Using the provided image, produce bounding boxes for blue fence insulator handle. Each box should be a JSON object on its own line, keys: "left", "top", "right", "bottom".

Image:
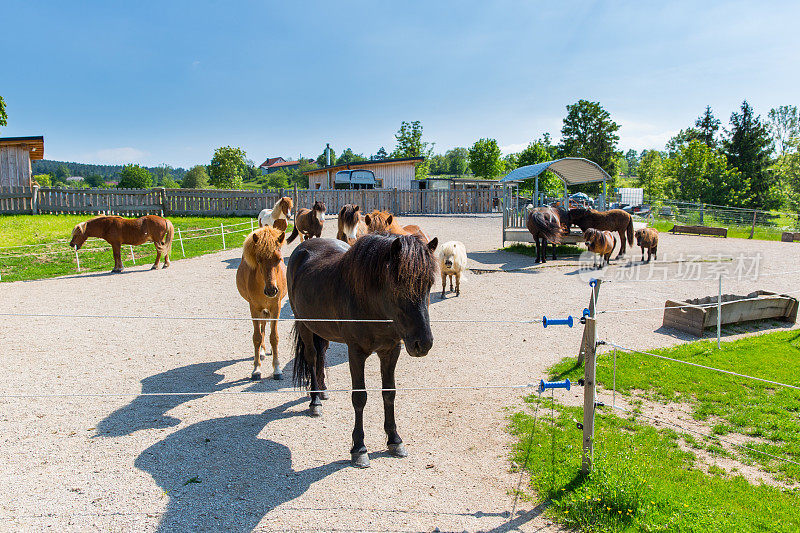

{"left": 542, "top": 315, "right": 573, "bottom": 328}
{"left": 539, "top": 378, "right": 571, "bottom": 393}
{"left": 589, "top": 279, "right": 598, "bottom": 287}
{"left": 583, "top": 308, "right": 591, "bottom": 318}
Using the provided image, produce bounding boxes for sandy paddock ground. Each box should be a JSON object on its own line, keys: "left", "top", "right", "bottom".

{"left": 0, "top": 214, "right": 797, "bottom": 532}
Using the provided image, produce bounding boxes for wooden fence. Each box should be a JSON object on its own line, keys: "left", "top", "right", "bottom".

{"left": 0, "top": 186, "right": 503, "bottom": 217}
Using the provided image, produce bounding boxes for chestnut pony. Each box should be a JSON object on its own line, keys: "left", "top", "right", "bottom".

{"left": 69, "top": 215, "right": 173, "bottom": 273}
{"left": 569, "top": 207, "right": 633, "bottom": 257}
{"left": 584, "top": 228, "right": 617, "bottom": 269}
{"left": 336, "top": 204, "right": 367, "bottom": 245}
{"left": 364, "top": 210, "right": 429, "bottom": 243}
{"left": 236, "top": 225, "right": 288, "bottom": 380}
{"left": 288, "top": 233, "right": 438, "bottom": 467}
{"left": 287, "top": 201, "right": 326, "bottom": 243}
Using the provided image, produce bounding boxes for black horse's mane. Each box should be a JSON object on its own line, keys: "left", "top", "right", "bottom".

{"left": 341, "top": 233, "right": 436, "bottom": 301}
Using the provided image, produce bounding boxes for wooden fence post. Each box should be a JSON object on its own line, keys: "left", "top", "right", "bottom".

{"left": 159, "top": 187, "right": 168, "bottom": 216}
{"left": 577, "top": 280, "right": 601, "bottom": 366}
{"left": 393, "top": 188, "right": 398, "bottom": 214}
{"left": 581, "top": 316, "right": 597, "bottom": 475}
{"left": 748, "top": 210, "right": 757, "bottom": 239}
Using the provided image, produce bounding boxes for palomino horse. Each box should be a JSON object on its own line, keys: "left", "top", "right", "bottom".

{"left": 336, "top": 204, "right": 367, "bottom": 245}
{"left": 525, "top": 205, "right": 568, "bottom": 263}
{"left": 257, "top": 196, "right": 293, "bottom": 229}
{"left": 236, "top": 225, "right": 288, "bottom": 380}
{"left": 364, "top": 210, "right": 429, "bottom": 243}
{"left": 569, "top": 207, "right": 633, "bottom": 257}
{"left": 288, "top": 234, "right": 439, "bottom": 467}
{"left": 287, "top": 201, "right": 326, "bottom": 243}
{"left": 69, "top": 215, "right": 173, "bottom": 273}
{"left": 584, "top": 228, "right": 617, "bottom": 269}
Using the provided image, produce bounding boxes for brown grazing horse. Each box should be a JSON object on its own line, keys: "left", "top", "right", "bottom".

{"left": 569, "top": 207, "right": 633, "bottom": 257}
{"left": 336, "top": 204, "right": 368, "bottom": 245}
{"left": 69, "top": 215, "right": 173, "bottom": 273}
{"left": 288, "top": 234, "right": 438, "bottom": 467}
{"left": 236, "top": 226, "right": 288, "bottom": 380}
{"left": 364, "top": 210, "right": 429, "bottom": 243}
{"left": 525, "top": 205, "right": 568, "bottom": 263}
{"left": 584, "top": 228, "right": 617, "bottom": 269}
{"left": 635, "top": 228, "right": 659, "bottom": 262}
{"left": 287, "top": 201, "right": 326, "bottom": 243}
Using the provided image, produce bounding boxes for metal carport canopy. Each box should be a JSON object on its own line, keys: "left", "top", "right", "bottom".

{"left": 499, "top": 157, "right": 611, "bottom": 185}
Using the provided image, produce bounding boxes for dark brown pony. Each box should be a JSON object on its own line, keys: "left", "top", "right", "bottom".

{"left": 635, "top": 228, "right": 659, "bottom": 262}
{"left": 525, "top": 205, "right": 569, "bottom": 263}
{"left": 287, "top": 201, "right": 326, "bottom": 243}
{"left": 364, "top": 210, "right": 429, "bottom": 243}
{"left": 287, "top": 233, "right": 438, "bottom": 468}
{"left": 584, "top": 228, "right": 617, "bottom": 269}
{"left": 569, "top": 207, "right": 633, "bottom": 257}
{"left": 336, "top": 204, "right": 367, "bottom": 245}
{"left": 69, "top": 215, "right": 173, "bottom": 273}
{"left": 236, "top": 226, "right": 288, "bottom": 380}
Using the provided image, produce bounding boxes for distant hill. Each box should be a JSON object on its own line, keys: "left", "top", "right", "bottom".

{"left": 32, "top": 160, "right": 188, "bottom": 182}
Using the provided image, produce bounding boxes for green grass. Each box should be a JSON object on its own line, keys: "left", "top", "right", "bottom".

{"left": 547, "top": 330, "right": 800, "bottom": 482}
{"left": 510, "top": 400, "right": 800, "bottom": 532}
{"left": 503, "top": 243, "right": 584, "bottom": 258}
{"left": 0, "top": 215, "right": 284, "bottom": 282}
{"left": 649, "top": 217, "right": 787, "bottom": 241}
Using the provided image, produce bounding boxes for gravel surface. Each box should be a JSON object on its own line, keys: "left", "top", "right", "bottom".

{"left": 1, "top": 214, "right": 797, "bottom": 532}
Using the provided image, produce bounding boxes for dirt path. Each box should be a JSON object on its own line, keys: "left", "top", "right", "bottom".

{"left": 0, "top": 214, "right": 797, "bottom": 532}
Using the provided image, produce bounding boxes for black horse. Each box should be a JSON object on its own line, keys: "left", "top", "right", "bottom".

{"left": 287, "top": 234, "right": 438, "bottom": 468}
{"left": 525, "top": 205, "right": 569, "bottom": 263}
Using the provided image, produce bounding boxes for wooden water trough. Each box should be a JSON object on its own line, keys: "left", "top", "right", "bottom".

{"left": 669, "top": 225, "right": 728, "bottom": 238}
{"left": 662, "top": 291, "right": 798, "bottom": 337}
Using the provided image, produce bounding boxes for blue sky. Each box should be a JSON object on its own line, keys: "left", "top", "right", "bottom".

{"left": 2, "top": 1, "right": 799, "bottom": 168}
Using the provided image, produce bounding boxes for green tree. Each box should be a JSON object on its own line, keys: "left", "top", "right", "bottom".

{"left": 0, "top": 96, "right": 7, "bottom": 131}
{"left": 55, "top": 164, "right": 70, "bottom": 183}
{"left": 767, "top": 105, "right": 799, "bottom": 156}
{"left": 316, "top": 146, "right": 336, "bottom": 167}
{"left": 773, "top": 139, "right": 800, "bottom": 211}
{"left": 468, "top": 138, "right": 503, "bottom": 179}
{"left": 243, "top": 159, "right": 261, "bottom": 183}
{"left": 637, "top": 150, "right": 670, "bottom": 201}
{"left": 723, "top": 100, "right": 778, "bottom": 208}
{"left": 85, "top": 174, "right": 105, "bottom": 188}
{"left": 664, "top": 140, "right": 748, "bottom": 206}
{"left": 445, "top": 147, "right": 469, "bottom": 175}
{"left": 624, "top": 149, "right": 639, "bottom": 176}
{"left": 264, "top": 169, "right": 290, "bottom": 189}
{"left": 392, "top": 120, "right": 434, "bottom": 178}
{"left": 559, "top": 99, "right": 621, "bottom": 178}
{"left": 695, "top": 106, "right": 721, "bottom": 148}
{"left": 428, "top": 154, "right": 448, "bottom": 175}
{"left": 182, "top": 165, "right": 209, "bottom": 189}
{"left": 32, "top": 174, "right": 51, "bottom": 187}
{"left": 117, "top": 164, "right": 153, "bottom": 189}
{"left": 209, "top": 145, "right": 247, "bottom": 189}
{"left": 162, "top": 176, "right": 180, "bottom": 188}
{"left": 516, "top": 140, "right": 561, "bottom": 195}
{"left": 666, "top": 128, "right": 702, "bottom": 156}
{"left": 336, "top": 148, "right": 367, "bottom": 165}
{"left": 152, "top": 163, "right": 173, "bottom": 186}
{"left": 374, "top": 146, "right": 388, "bottom": 160}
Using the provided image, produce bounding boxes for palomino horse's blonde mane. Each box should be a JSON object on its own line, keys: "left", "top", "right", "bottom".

{"left": 243, "top": 226, "right": 285, "bottom": 269}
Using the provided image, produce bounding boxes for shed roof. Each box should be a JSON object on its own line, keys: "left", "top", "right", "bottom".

{"left": 500, "top": 157, "right": 610, "bottom": 185}
{"left": 0, "top": 136, "right": 45, "bottom": 160}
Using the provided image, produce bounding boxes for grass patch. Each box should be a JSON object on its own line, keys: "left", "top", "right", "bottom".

{"left": 0, "top": 215, "right": 287, "bottom": 282}
{"left": 649, "top": 217, "right": 787, "bottom": 241}
{"left": 510, "top": 399, "right": 800, "bottom": 532}
{"left": 503, "top": 243, "right": 584, "bottom": 258}
{"left": 549, "top": 330, "right": 800, "bottom": 482}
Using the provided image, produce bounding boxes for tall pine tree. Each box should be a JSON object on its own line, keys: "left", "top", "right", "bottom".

{"left": 694, "top": 106, "right": 720, "bottom": 148}
{"left": 723, "top": 101, "right": 777, "bottom": 208}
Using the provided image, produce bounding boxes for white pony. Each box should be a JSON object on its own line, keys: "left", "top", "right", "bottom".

{"left": 257, "top": 197, "right": 293, "bottom": 228}
{"left": 437, "top": 240, "right": 467, "bottom": 298}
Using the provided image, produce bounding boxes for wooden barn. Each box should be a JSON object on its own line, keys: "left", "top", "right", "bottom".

{"left": 304, "top": 157, "right": 423, "bottom": 189}
{"left": 0, "top": 136, "right": 44, "bottom": 187}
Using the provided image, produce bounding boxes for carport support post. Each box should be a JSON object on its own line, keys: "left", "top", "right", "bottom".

{"left": 581, "top": 316, "right": 597, "bottom": 475}
{"left": 534, "top": 177, "right": 539, "bottom": 207}
{"left": 602, "top": 178, "right": 607, "bottom": 210}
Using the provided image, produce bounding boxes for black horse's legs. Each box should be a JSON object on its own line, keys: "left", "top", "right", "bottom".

{"left": 534, "top": 236, "right": 541, "bottom": 263}
{"left": 348, "top": 346, "right": 370, "bottom": 467}
{"left": 551, "top": 240, "right": 556, "bottom": 260}
{"left": 300, "top": 328, "right": 323, "bottom": 416}
{"left": 378, "top": 343, "right": 406, "bottom": 457}
{"left": 315, "top": 336, "right": 330, "bottom": 400}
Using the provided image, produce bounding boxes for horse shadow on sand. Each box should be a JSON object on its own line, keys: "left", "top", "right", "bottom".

{"left": 134, "top": 397, "right": 349, "bottom": 532}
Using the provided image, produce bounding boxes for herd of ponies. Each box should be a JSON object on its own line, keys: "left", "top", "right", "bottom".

{"left": 65, "top": 196, "right": 657, "bottom": 467}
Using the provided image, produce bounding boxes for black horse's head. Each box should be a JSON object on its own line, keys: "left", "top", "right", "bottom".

{"left": 346, "top": 234, "right": 439, "bottom": 357}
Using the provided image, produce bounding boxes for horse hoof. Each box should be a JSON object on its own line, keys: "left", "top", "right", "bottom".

{"left": 251, "top": 371, "right": 261, "bottom": 381}
{"left": 388, "top": 443, "right": 408, "bottom": 457}
{"left": 351, "top": 452, "right": 370, "bottom": 468}
{"left": 309, "top": 404, "right": 323, "bottom": 417}
{"left": 150, "top": 265, "right": 158, "bottom": 270}
{"left": 319, "top": 391, "right": 329, "bottom": 400}
{"left": 272, "top": 372, "right": 283, "bottom": 380}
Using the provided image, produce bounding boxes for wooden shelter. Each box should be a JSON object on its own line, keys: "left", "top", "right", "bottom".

{"left": 0, "top": 136, "right": 44, "bottom": 187}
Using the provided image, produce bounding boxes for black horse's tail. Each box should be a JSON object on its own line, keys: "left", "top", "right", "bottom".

{"left": 286, "top": 226, "right": 300, "bottom": 244}
{"left": 291, "top": 324, "right": 326, "bottom": 389}
{"left": 626, "top": 218, "right": 634, "bottom": 246}
{"left": 530, "top": 211, "right": 563, "bottom": 244}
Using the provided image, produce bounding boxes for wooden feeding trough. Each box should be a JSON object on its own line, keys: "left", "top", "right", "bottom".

{"left": 662, "top": 291, "right": 798, "bottom": 337}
